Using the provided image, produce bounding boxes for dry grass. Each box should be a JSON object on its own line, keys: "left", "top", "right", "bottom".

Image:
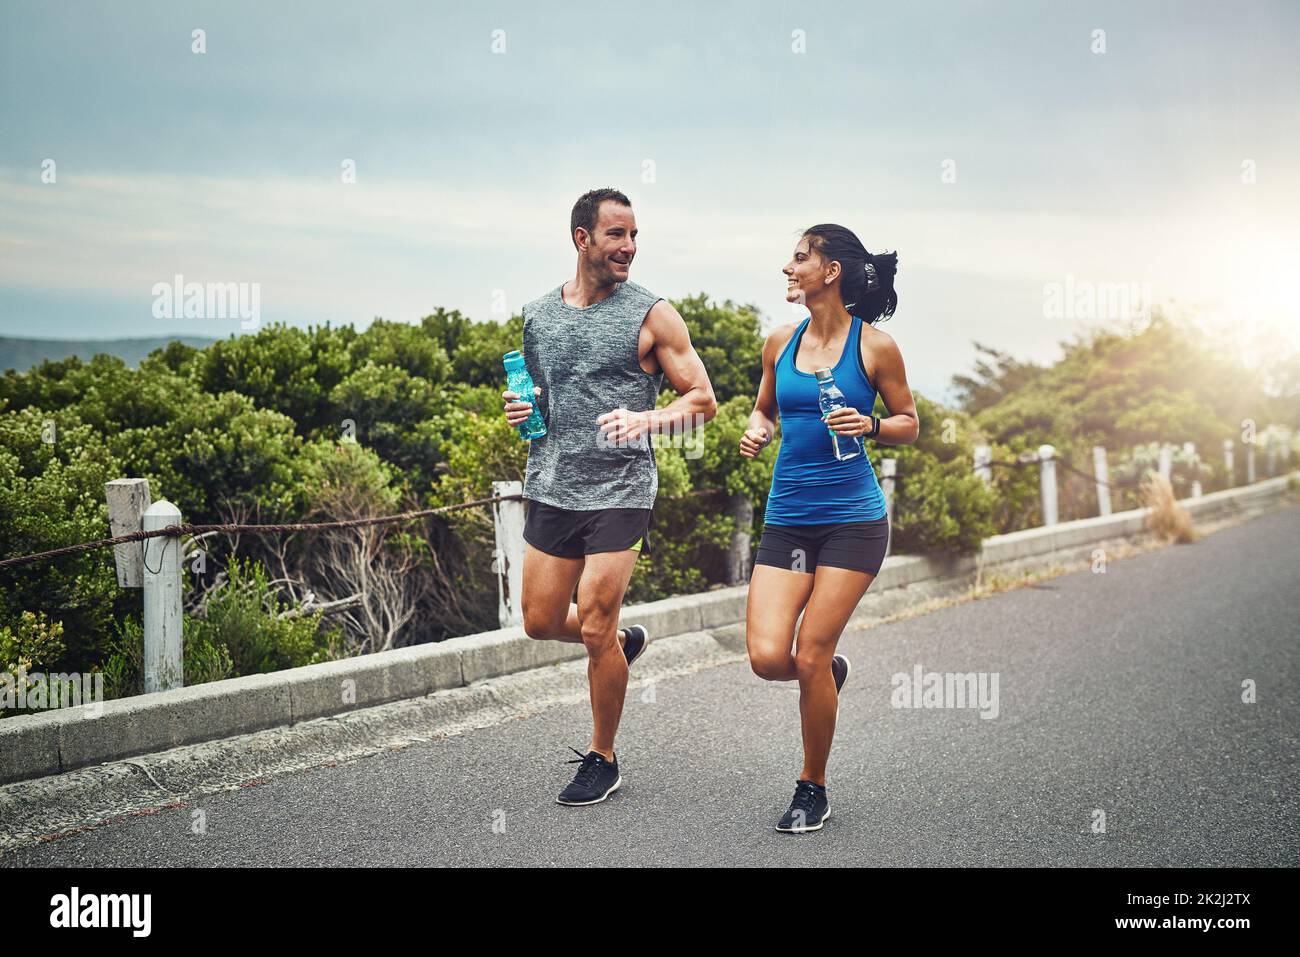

{"left": 868, "top": 562, "right": 1072, "bottom": 631}
{"left": 1141, "top": 472, "right": 1196, "bottom": 543}
{"left": 853, "top": 538, "right": 1155, "bottom": 634}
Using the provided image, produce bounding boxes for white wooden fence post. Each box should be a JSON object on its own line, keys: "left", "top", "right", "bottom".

{"left": 1265, "top": 429, "right": 1277, "bottom": 477}
{"left": 880, "top": 457, "right": 897, "bottom": 557}
{"left": 727, "top": 493, "right": 754, "bottom": 585}
{"left": 1092, "top": 446, "right": 1111, "bottom": 516}
{"left": 1246, "top": 442, "right": 1256, "bottom": 484}
{"left": 1222, "top": 439, "right": 1234, "bottom": 488}
{"left": 1184, "top": 442, "right": 1202, "bottom": 497}
{"left": 142, "top": 500, "right": 183, "bottom": 693}
{"left": 105, "top": 478, "right": 151, "bottom": 587}
{"left": 973, "top": 445, "right": 992, "bottom": 485}
{"left": 1158, "top": 444, "right": 1173, "bottom": 482}
{"left": 1038, "top": 444, "right": 1058, "bottom": 526}
{"left": 491, "top": 480, "right": 525, "bottom": 627}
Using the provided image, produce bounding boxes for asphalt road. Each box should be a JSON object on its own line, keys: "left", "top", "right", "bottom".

{"left": 5, "top": 506, "right": 1298, "bottom": 867}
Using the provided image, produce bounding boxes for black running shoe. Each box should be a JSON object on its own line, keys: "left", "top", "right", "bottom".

{"left": 620, "top": 624, "right": 649, "bottom": 667}
{"left": 775, "top": 779, "right": 830, "bottom": 833}
{"left": 556, "top": 747, "right": 621, "bottom": 806}
{"left": 831, "top": 654, "right": 851, "bottom": 694}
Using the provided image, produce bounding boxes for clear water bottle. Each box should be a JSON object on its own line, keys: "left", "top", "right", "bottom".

{"left": 503, "top": 350, "right": 547, "bottom": 440}
{"left": 815, "top": 367, "right": 863, "bottom": 461}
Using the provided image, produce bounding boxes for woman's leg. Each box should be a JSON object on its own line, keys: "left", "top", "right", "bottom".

{"left": 794, "top": 565, "right": 875, "bottom": 785}
{"left": 746, "top": 563, "right": 816, "bottom": 681}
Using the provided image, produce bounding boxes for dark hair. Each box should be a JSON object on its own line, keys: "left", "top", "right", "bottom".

{"left": 801, "top": 224, "right": 898, "bottom": 323}
{"left": 571, "top": 188, "right": 632, "bottom": 249}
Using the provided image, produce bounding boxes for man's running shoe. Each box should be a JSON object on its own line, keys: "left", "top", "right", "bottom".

{"left": 775, "top": 779, "right": 830, "bottom": 833}
{"left": 620, "top": 625, "right": 649, "bottom": 667}
{"left": 556, "top": 747, "right": 621, "bottom": 806}
{"left": 831, "top": 653, "right": 851, "bottom": 694}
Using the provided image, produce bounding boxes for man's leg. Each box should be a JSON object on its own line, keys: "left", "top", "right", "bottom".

{"left": 520, "top": 542, "right": 585, "bottom": 642}
{"left": 575, "top": 548, "right": 640, "bottom": 760}
{"left": 520, "top": 542, "right": 635, "bottom": 650}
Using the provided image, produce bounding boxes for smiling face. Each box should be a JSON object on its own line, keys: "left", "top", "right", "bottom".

{"left": 784, "top": 235, "right": 840, "bottom": 306}
{"left": 578, "top": 200, "right": 637, "bottom": 284}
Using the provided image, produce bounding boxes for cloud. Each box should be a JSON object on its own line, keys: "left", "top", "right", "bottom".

{"left": 1, "top": 162, "right": 1295, "bottom": 394}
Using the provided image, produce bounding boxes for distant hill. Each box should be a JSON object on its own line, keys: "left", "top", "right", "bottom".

{"left": 0, "top": 336, "right": 214, "bottom": 373}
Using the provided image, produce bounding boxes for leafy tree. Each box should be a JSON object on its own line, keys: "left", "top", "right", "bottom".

{"left": 110, "top": 391, "right": 305, "bottom": 522}
{"left": 193, "top": 324, "right": 353, "bottom": 434}
{"left": 352, "top": 317, "right": 452, "bottom": 384}
{"left": 327, "top": 361, "right": 441, "bottom": 486}
{"left": 950, "top": 342, "right": 1043, "bottom": 415}
{"left": 421, "top": 308, "right": 520, "bottom": 388}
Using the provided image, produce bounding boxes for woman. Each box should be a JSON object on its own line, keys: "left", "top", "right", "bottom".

{"left": 739, "top": 224, "right": 919, "bottom": 833}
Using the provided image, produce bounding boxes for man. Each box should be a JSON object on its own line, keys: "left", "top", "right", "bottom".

{"left": 502, "top": 187, "right": 716, "bottom": 805}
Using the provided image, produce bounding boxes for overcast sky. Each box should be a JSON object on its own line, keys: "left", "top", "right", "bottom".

{"left": 1, "top": 0, "right": 1297, "bottom": 398}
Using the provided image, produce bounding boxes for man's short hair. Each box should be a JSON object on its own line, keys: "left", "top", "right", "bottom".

{"left": 570, "top": 188, "right": 631, "bottom": 249}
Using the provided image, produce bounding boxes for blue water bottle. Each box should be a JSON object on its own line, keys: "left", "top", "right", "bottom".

{"left": 815, "top": 367, "right": 863, "bottom": 461}
{"left": 503, "top": 350, "right": 547, "bottom": 440}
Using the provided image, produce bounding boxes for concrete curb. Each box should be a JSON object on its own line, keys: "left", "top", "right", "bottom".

{"left": 2, "top": 471, "right": 1294, "bottom": 785}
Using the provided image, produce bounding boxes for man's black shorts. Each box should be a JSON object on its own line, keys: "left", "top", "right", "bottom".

{"left": 753, "top": 515, "right": 889, "bottom": 575}
{"left": 523, "top": 500, "right": 654, "bottom": 559}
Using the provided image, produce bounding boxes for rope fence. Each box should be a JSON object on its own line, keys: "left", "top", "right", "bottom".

{"left": 0, "top": 493, "right": 522, "bottom": 573}
{"left": 0, "top": 486, "right": 743, "bottom": 573}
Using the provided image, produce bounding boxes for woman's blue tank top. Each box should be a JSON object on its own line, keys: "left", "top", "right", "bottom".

{"left": 764, "top": 313, "right": 888, "bottom": 526}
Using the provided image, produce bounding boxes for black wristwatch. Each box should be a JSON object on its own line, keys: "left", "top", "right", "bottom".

{"left": 866, "top": 415, "right": 881, "bottom": 439}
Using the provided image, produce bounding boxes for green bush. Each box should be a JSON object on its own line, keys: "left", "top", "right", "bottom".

{"left": 0, "top": 407, "right": 131, "bottom": 668}
{"left": 100, "top": 615, "right": 235, "bottom": 701}
{"left": 0, "top": 611, "right": 67, "bottom": 718}
{"left": 879, "top": 393, "right": 997, "bottom": 554}
{"left": 195, "top": 558, "right": 339, "bottom": 674}
{"left": 99, "top": 557, "right": 338, "bottom": 700}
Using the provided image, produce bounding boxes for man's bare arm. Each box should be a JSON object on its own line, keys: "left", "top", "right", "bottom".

{"left": 646, "top": 299, "right": 717, "bottom": 431}
{"left": 599, "top": 299, "right": 717, "bottom": 441}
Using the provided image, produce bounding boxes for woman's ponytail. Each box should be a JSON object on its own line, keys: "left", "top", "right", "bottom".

{"left": 860, "top": 250, "right": 898, "bottom": 323}
{"left": 802, "top": 224, "right": 898, "bottom": 324}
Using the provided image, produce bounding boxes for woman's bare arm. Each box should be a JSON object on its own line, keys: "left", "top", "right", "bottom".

{"left": 739, "top": 325, "right": 793, "bottom": 458}
{"left": 865, "top": 330, "right": 919, "bottom": 445}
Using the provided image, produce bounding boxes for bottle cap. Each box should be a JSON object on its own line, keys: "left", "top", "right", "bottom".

{"left": 814, "top": 367, "right": 834, "bottom": 382}
{"left": 503, "top": 350, "right": 524, "bottom": 370}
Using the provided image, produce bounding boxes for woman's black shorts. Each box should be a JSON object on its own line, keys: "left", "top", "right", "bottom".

{"left": 754, "top": 515, "right": 889, "bottom": 576}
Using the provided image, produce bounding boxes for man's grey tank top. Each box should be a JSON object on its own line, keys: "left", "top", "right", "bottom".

{"left": 521, "top": 279, "right": 664, "bottom": 510}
